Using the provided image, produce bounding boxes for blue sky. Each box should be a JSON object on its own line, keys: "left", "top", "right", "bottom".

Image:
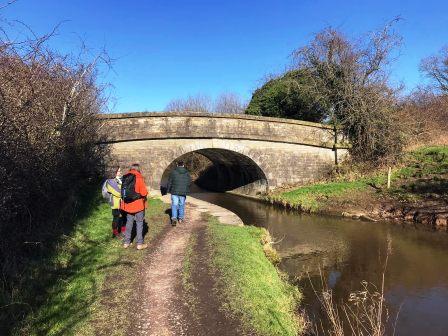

{"left": 3, "top": 0, "right": 448, "bottom": 112}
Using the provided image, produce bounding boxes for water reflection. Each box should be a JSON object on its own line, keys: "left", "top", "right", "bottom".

{"left": 191, "top": 192, "right": 448, "bottom": 336}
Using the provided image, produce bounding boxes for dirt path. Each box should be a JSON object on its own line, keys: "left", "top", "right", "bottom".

{"left": 128, "top": 203, "right": 241, "bottom": 336}
{"left": 184, "top": 226, "right": 243, "bottom": 336}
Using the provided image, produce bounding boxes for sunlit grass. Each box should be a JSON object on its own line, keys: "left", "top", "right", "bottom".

{"left": 273, "top": 181, "right": 366, "bottom": 212}
{"left": 17, "top": 196, "right": 167, "bottom": 336}
{"left": 207, "top": 217, "right": 303, "bottom": 336}
{"left": 268, "top": 145, "right": 448, "bottom": 211}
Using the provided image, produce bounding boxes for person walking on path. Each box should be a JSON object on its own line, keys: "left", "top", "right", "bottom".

{"left": 104, "top": 167, "right": 126, "bottom": 238}
{"left": 167, "top": 160, "right": 191, "bottom": 226}
{"left": 120, "top": 163, "right": 149, "bottom": 250}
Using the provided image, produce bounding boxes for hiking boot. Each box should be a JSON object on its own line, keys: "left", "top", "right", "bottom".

{"left": 178, "top": 219, "right": 184, "bottom": 224}
{"left": 136, "top": 244, "right": 148, "bottom": 250}
{"left": 171, "top": 218, "right": 177, "bottom": 226}
{"left": 123, "top": 243, "right": 130, "bottom": 249}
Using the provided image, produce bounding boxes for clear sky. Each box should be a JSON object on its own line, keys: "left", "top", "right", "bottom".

{"left": 3, "top": 0, "right": 448, "bottom": 112}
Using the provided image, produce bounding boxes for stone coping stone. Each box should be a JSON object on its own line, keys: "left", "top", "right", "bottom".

{"left": 99, "top": 111, "right": 333, "bottom": 130}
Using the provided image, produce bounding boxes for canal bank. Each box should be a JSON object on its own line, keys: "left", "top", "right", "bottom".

{"left": 266, "top": 146, "right": 448, "bottom": 231}
{"left": 192, "top": 190, "right": 448, "bottom": 336}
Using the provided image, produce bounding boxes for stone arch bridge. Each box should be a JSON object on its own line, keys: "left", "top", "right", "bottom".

{"left": 100, "top": 112, "right": 348, "bottom": 195}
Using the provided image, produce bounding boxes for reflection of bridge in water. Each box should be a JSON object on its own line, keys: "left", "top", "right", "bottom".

{"left": 100, "top": 112, "right": 348, "bottom": 195}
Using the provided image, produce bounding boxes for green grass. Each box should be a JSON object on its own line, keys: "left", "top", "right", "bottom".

{"left": 270, "top": 180, "right": 367, "bottom": 212}
{"left": 17, "top": 196, "right": 167, "bottom": 336}
{"left": 387, "top": 145, "right": 448, "bottom": 201}
{"left": 269, "top": 145, "right": 448, "bottom": 211}
{"left": 182, "top": 233, "right": 197, "bottom": 293}
{"left": 395, "top": 146, "right": 448, "bottom": 178}
{"left": 206, "top": 217, "right": 302, "bottom": 336}
{"left": 181, "top": 232, "right": 200, "bottom": 322}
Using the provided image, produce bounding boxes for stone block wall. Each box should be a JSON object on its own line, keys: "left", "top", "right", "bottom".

{"left": 107, "top": 138, "right": 346, "bottom": 194}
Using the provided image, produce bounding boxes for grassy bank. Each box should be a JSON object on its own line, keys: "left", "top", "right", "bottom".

{"left": 206, "top": 216, "right": 303, "bottom": 336}
{"left": 16, "top": 195, "right": 167, "bottom": 336}
{"left": 268, "top": 146, "right": 448, "bottom": 215}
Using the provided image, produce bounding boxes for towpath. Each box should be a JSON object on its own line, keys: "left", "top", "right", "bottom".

{"left": 127, "top": 197, "right": 243, "bottom": 336}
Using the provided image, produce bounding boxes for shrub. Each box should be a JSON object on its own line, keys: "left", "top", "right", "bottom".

{"left": 246, "top": 69, "right": 326, "bottom": 122}
{"left": 0, "top": 28, "right": 108, "bottom": 332}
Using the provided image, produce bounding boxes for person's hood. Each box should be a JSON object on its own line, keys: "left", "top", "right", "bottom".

{"left": 129, "top": 169, "right": 143, "bottom": 177}
{"left": 175, "top": 166, "right": 188, "bottom": 174}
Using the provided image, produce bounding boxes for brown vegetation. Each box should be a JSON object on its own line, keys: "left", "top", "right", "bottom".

{"left": 398, "top": 90, "right": 448, "bottom": 148}
{"left": 399, "top": 46, "right": 448, "bottom": 148}
{"left": 247, "top": 20, "right": 447, "bottom": 164}
{"left": 290, "top": 20, "right": 405, "bottom": 163}
{"left": 0, "top": 26, "right": 108, "bottom": 332}
{"left": 165, "top": 92, "right": 246, "bottom": 114}
{"left": 309, "top": 238, "right": 394, "bottom": 336}
{"left": 420, "top": 46, "right": 448, "bottom": 94}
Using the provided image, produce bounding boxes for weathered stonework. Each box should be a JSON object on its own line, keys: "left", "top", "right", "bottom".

{"left": 99, "top": 112, "right": 348, "bottom": 194}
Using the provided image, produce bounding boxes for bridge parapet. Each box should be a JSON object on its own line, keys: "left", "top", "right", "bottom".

{"left": 100, "top": 112, "right": 347, "bottom": 149}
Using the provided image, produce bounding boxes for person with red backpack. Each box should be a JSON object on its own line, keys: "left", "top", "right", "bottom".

{"left": 120, "top": 163, "right": 148, "bottom": 250}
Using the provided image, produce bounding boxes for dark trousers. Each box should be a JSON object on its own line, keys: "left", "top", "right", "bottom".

{"left": 112, "top": 209, "right": 125, "bottom": 234}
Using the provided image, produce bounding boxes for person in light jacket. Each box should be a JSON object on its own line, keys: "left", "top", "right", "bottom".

{"left": 105, "top": 167, "right": 125, "bottom": 238}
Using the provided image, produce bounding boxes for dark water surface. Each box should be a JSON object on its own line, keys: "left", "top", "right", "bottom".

{"left": 191, "top": 192, "right": 448, "bottom": 336}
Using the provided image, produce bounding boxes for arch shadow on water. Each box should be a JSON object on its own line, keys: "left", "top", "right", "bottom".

{"left": 159, "top": 148, "right": 268, "bottom": 196}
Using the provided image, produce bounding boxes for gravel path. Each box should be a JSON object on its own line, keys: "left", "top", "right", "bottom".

{"left": 126, "top": 198, "right": 244, "bottom": 336}
{"left": 131, "top": 204, "right": 202, "bottom": 336}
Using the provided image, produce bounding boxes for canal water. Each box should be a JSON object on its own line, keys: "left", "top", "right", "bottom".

{"left": 191, "top": 191, "right": 448, "bottom": 336}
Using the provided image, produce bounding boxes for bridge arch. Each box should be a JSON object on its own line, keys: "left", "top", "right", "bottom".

{"left": 160, "top": 147, "right": 268, "bottom": 195}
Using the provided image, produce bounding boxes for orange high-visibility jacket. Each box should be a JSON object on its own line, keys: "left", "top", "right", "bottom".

{"left": 120, "top": 169, "right": 148, "bottom": 213}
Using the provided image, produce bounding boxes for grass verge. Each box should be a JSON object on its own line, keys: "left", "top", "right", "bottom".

{"left": 206, "top": 216, "right": 303, "bottom": 336}
{"left": 268, "top": 145, "right": 448, "bottom": 212}
{"left": 16, "top": 195, "right": 167, "bottom": 336}
{"left": 181, "top": 232, "right": 200, "bottom": 322}
{"left": 269, "top": 180, "right": 366, "bottom": 212}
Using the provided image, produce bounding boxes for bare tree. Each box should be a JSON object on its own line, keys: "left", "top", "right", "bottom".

{"left": 399, "top": 88, "right": 448, "bottom": 146}
{"left": 420, "top": 46, "right": 448, "bottom": 94}
{"left": 165, "top": 92, "right": 246, "bottom": 114}
{"left": 291, "top": 20, "right": 404, "bottom": 162}
{"left": 164, "top": 93, "right": 212, "bottom": 113}
{"left": 214, "top": 92, "right": 246, "bottom": 114}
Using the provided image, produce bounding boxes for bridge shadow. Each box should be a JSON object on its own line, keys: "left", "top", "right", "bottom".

{"left": 159, "top": 148, "right": 268, "bottom": 196}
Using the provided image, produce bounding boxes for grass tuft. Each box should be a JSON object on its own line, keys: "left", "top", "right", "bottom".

{"left": 181, "top": 232, "right": 200, "bottom": 322}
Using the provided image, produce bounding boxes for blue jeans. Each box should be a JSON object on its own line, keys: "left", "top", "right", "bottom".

{"left": 171, "top": 195, "right": 186, "bottom": 220}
